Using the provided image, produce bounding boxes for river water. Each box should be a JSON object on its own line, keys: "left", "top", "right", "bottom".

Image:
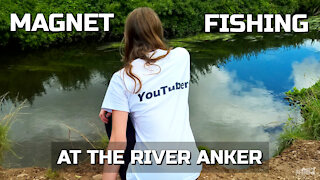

{"left": 0, "top": 33, "right": 319, "bottom": 168}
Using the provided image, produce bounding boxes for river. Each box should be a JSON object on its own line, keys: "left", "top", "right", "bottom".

{"left": 0, "top": 33, "right": 319, "bottom": 168}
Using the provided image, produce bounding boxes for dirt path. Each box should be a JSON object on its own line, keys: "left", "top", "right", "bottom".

{"left": 1, "top": 140, "right": 319, "bottom": 180}
{"left": 200, "top": 140, "right": 320, "bottom": 179}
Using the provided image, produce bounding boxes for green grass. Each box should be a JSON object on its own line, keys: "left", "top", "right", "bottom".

{"left": 276, "top": 80, "right": 320, "bottom": 155}
{"left": 0, "top": 93, "right": 26, "bottom": 161}
{"left": 197, "top": 145, "right": 211, "bottom": 156}
{"left": 0, "top": 124, "right": 10, "bottom": 161}
{"left": 97, "top": 135, "right": 109, "bottom": 149}
{"left": 275, "top": 117, "right": 312, "bottom": 155}
{"left": 169, "top": 33, "right": 235, "bottom": 43}
{"left": 45, "top": 169, "right": 60, "bottom": 180}
{"left": 100, "top": 33, "right": 236, "bottom": 51}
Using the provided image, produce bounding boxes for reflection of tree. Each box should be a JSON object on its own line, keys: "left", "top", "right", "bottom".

{"left": 190, "top": 32, "right": 320, "bottom": 83}
{"left": 0, "top": 70, "right": 50, "bottom": 103}
{"left": 54, "top": 67, "right": 91, "bottom": 91}
{"left": 0, "top": 44, "right": 122, "bottom": 104}
{"left": 0, "top": 32, "right": 318, "bottom": 104}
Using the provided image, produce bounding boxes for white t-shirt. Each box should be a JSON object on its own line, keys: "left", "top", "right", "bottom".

{"left": 101, "top": 47, "right": 201, "bottom": 180}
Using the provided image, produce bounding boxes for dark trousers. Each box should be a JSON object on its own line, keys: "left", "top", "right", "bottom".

{"left": 104, "top": 115, "right": 136, "bottom": 180}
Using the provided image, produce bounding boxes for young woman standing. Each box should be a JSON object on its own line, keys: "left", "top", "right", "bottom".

{"left": 99, "top": 7, "right": 201, "bottom": 180}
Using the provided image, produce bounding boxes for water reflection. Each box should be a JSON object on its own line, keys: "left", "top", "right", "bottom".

{"left": 0, "top": 46, "right": 121, "bottom": 103}
{"left": 303, "top": 39, "right": 320, "bottom": 52}
{"left": 1, "top": 33, "right": 318, "bottom": 104}
{"left": 189, "top": 66, "right": 288, "bottom": 156}
{"left": 291, "top": 58, "right": 320, "bottom": 90}
{"left": 290, "top": 40, "right": 320, "bottom": 90}
{"left": 189, "top": 37, "right": 320, "bottom": 157}
{"left": 189, "top": 33, "right": 319, "bottom": 84}
{"left": 0, "top": 32, "right": 320, "bottom": 167}
{"left": 3, "top": 72, "right": 109, "bottom": 167}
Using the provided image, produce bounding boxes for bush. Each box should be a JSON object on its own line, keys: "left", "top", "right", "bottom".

{"left": 297, "top": 0, "right": 320, "bottom": 15}
{"left": 276, "top": 80, "right": 320, "bottom": 155}
{"left": 0, "top": 0, "right": 317, "bottom": 49}
{"left": 285, "top": 81, "right": 320, "bottom": 139}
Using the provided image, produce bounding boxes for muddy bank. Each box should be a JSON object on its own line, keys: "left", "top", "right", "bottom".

{"left": 1, "top": 140, "right": 319, "bottom": 180}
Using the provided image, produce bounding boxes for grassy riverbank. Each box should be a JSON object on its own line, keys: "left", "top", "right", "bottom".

{"left": 277, "top": 80, "right": 320, "bottom": 154}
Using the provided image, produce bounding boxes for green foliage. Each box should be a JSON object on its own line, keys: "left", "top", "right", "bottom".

{"left": 296, "top": 0, "right": 320, "bottom": 15}
{"left": 286, "top": 82, "right": 320, "bottom": 135}
{"left": 102, "top": 33, "right": 236, "bottom": 50}
{"left": 94, "top": 128, "right": 109, "bottom": 149}
{"left": 0, "top": 0, "right": 318, "bottom": 49}
{"left": 276, "top": 80, "right": 320, "bottom": 155}
{"left": 98, "top": 135, "right": 109, "bottom": 149}
{"left": 45, "top": 169, "right": 60, "bottom": 180}
{"left": 0, "top": 124, "right": 10, "bottom": 162}
{"left": 306, "top": 15, "right": 320, "bottom": 32}
{"left": 275, "top": 116, "right": 311, "bottom": 156}
{"left": 197, "top": 145, "right": 211, "bottom": 156}
{"left": 0, "top": 93, "right": 26, "bottom": 161}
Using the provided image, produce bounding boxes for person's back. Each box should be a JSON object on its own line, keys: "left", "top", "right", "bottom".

{"left": 121, "top": 47, "right": 193, "bottom": 142}
{"left": 100, "top": 7, "right": 201, "bottom": 180}
{"left": 104, "top": 47, "right": 201, "bottom": 179}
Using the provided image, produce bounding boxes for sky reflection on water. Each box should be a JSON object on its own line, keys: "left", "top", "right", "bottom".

{"left": 1, "top": 35, "right": 320, "bottom": 167}
{"left": 190, "top": 39, "right": 320, "bottom": 157}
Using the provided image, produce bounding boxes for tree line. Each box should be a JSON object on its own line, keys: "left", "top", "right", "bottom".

{"left": 0, "top": 0, "right": 319, "bottom": 49}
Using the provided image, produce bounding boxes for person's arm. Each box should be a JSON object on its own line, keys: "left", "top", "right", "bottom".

{"left": 102, "top": 110, "right": 128, "bottom": 180}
